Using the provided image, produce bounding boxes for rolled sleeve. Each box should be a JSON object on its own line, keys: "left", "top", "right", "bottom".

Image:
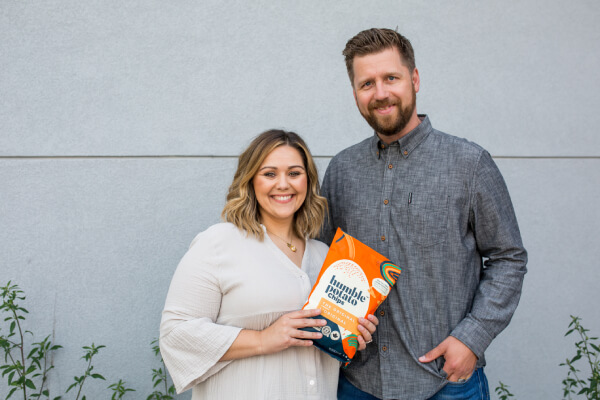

{"left": 159, "top": 235, "right": 242, "bottom": 393}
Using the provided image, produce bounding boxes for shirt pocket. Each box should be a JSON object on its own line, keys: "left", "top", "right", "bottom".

{"left": 407, "top": 193, "right": 449, "bottom": 246}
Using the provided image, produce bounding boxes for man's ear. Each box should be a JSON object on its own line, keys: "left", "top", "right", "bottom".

{"left": 412, "top": 68, "right": 420, "bottom": 93}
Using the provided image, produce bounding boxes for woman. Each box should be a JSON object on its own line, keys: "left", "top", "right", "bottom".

{"left": 159, "top": 129, "right": 378, "bottom": 399}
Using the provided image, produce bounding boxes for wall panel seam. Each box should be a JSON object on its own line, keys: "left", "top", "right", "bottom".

{"left": 1, "top": 156, "right": 599, "bottom": 160}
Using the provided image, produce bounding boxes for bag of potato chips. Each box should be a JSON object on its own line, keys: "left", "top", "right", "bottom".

{"left": 302, "top": 228, "right": 401, "bottom": 363}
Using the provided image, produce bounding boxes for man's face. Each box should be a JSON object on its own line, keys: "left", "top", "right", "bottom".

{"left": 351, "top": 47, "right": 420, "bottom": 142}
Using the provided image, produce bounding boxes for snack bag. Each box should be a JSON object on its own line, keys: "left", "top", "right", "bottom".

{"left": 302, "top": 228, "right": 401, "bottom": 363}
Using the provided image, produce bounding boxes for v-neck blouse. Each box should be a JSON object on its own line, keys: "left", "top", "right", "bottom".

{"left": 160, "top": 223, "right": 339, "bottom": 399}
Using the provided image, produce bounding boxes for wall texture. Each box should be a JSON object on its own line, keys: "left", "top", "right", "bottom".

{"left": 2, "top": 1, "right": 599, "bottom": 398}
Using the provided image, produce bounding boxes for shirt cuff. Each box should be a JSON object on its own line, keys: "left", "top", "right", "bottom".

{"left": 450, "top": 316, "right": 495, "bottom": 359}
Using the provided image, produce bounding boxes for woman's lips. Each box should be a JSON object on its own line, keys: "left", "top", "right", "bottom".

{"left": 271, "top": 194, "right": 294, "bottom": 203}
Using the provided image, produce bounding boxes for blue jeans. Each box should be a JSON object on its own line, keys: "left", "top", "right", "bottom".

{"left": 429, "top": 368, "right": 490, "bottom": 400}
{"left": 337, "top": 373, "right": 379, "bottom": 400}
{"left": 337, "top": 368, "right": 490, "bottom": 400}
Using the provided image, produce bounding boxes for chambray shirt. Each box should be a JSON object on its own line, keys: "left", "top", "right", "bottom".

{"left": 320, "top": 116, "right": 527, "bottom": 400}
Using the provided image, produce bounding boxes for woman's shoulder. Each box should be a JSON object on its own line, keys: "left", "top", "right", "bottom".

{"left": 189, "top": 222, "right": 246, "bottom": 248}
{"left": 182, "top": 223, "right": 250, "bottom": 268}
{"left": 307, "top": 238, "right": 329, "bottom": 260}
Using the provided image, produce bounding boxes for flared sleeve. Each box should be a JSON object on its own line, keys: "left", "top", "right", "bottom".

{"left": 159, "top": 229, "right": 243, "bottom": 394}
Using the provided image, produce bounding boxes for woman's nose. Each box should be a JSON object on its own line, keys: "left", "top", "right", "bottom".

{"left": 276, "top": 174, "right": 289, "bottom": 189}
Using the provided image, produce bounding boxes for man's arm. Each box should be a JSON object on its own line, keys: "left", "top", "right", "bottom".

{"left": 420, "top": 150, "right": 527, "bottom": 380}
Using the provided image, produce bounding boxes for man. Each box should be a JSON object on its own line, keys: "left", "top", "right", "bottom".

{"left": 320, "top": 28, "right": 527, "bottom": 400}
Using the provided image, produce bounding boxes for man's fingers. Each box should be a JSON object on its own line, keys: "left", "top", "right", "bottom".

{"left": 419, "top": 344, "right": 443, "bottom": 363}
{"left": 446, "top": 372, "right": 472, "bottom": 383}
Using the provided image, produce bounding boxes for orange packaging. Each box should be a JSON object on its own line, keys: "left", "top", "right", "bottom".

{"left": 302, "top": 228, "right": 401, "bottom": 363}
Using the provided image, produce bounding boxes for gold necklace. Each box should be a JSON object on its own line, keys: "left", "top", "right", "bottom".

{"left": 267, "top": 230, "right": 297, "bottom": 252}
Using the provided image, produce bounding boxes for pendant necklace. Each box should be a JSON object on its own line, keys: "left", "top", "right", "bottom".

{"left": 267, "top": 230, "right": 297, "bottom": 252}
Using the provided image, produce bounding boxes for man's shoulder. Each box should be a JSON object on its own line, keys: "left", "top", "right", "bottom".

{"left": 328, "top": 136, "right": 372, "bottom": 166}
{"left": 429, "top": 128, "right": 487, "bottom": 160}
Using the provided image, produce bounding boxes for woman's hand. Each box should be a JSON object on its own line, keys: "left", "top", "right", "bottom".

{"left": 356, "top": 314, "right": 379, "bottom": 351}
{"left": 258, "top": 308, "right": 326, "bottom": 355}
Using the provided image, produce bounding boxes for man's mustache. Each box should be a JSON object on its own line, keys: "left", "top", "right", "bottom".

{"left": 369, "top": 99, "right": 397, "bottom": 110}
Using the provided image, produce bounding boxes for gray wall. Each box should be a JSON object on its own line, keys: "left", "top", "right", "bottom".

{"left": 2, "top": 1, "right": 599, "bottom": 398}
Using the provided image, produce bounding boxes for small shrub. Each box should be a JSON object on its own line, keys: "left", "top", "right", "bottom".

{"left": 560, "top": 315, "right": 600, "bottom": 399}
{"left": 0, "top": 282, "right": 123, "bottom": 400}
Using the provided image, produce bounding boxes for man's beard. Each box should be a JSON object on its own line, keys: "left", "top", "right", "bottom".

{"left": 361, "top": 88, "right": 417, "bottom": 137}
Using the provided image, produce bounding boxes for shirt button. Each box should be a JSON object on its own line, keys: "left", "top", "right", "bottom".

{"left": 309, "top": 380, "right": 315, "bottom": 385}
{"left": 379, "top": 310, "right": 385, "bottom": 316}
{"left": 403, "top": 150, "right": 408, "bottom": 156}
{"left": 382, "top": 346, "right": 388, "bottom": 352}
{"left": 380, "top": 143, "right": 385, "bottom": 149}
{"left": 383, "top": 199, "right": 389, "bottom": 205}
{"left": 381, "top": 235, "right": 386, "bottom": 241}
{"left": 388, "top": 164, "right": 393, "bottom": 169}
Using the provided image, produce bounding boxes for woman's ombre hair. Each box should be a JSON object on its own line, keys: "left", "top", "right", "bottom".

{"left": 221, "top": 129, "right": 327, "bottom": 240}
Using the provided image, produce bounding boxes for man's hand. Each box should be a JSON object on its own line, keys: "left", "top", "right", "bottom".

{"left": 418, "top": 336, "right": 477, "bottom": 382}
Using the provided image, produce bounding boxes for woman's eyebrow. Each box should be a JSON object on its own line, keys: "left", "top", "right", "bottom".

{"left": 258, "top": 164, "right": 305, "bottom": 171}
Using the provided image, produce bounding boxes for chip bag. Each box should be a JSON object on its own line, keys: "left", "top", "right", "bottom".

{"left": 302, "top": 228, "right": 401, "bottom": 363}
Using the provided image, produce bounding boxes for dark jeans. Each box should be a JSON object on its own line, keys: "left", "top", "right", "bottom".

{"left": 337, "top": 368, "right": 490, "bottom": 400}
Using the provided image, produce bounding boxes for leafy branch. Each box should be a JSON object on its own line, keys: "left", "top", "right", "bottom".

{"left": 560, "top": 315, "right": 600, "bottom": 399}
{"left": 146, "top": 338, "right": 175, "bottom": 400}
{"left": 0, "top": 281, "right": 63, "bottom": 400}
{"left": 1, "top": 281, "right": 177, "bottom": 400}
{"left": 0, "top": 282, "right": 116, "bottom": 400}
{"left": 65, "top": 344, "right": 106, "bottom": 400}
{"left": 495, "top": 381, "right": 515, "bottom": 400}
{"left": 108, "top": 379, "right": 136, "bottom": 399}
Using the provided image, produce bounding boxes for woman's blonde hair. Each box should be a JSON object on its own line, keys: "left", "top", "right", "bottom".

{"left": 222, "top": 129, "right": 327, "bottom": 240}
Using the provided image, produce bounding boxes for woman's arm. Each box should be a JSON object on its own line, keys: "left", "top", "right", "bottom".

{"left": 221, "top": 310, "right": 380, "bottom": 361}
{"left": 220, "top": 308, "right": 325, "bottom": 361}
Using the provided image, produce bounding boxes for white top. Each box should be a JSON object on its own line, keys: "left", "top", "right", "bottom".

{"left": 159, "top": 223, "right": 340, "bottom": 400}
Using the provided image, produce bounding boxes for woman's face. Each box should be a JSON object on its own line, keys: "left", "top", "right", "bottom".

{"left": 252, "top": 145, "right": 308, "bottom": 226}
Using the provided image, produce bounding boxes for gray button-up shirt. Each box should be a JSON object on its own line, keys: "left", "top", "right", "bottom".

{"left": 320, "top": 115, "right": 527, "bottom": 400}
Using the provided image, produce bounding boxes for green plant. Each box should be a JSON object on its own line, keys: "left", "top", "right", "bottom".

{"left": 0, "top": 281, "right": 63, "bottom": 400}
{"left": 1, "top": 281, "right": 182, "bottom": 399}
{"left": 495, "top": 381, "right": 515, "bottom": 400}
{"left": 494, "top": 315, "right": 600, "bottom": 400}
{"left": 1, "top": 282, "right": 128, "bottom": 400}
{"left": 146, "top": 338, "right": 175, "bottom": 400}
{"left": 65, "top": 344, "right": 106, "bottom": 400}
{"left": 560, "top": 315, "right": 600, "bottom": 399}
{"left": 108, "top": 379, "right": 135, "bottom": 399}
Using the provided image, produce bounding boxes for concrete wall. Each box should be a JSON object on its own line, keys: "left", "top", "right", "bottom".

{"left": 2, "top": 1, "right": 599, "bottom": 398}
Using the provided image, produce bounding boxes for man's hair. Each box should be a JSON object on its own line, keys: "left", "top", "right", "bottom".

{"left": 221, "top": 129, "right": 327, "bottom": 240}
{"left": 343, "top": 28, "right": 416, "bottom": 85}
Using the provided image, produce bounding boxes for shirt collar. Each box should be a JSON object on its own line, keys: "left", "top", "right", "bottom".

{"left": 370, "top": 114, "right": 432, "bottom": 159}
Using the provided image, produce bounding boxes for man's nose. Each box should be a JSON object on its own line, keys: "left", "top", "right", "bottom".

{"left": 374, "top": 82, "right": 388, "bottom": 100}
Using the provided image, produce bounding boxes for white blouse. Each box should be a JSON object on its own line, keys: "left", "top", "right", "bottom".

{"left": 159, "top": 223, "right": 340, "bottom": 400}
